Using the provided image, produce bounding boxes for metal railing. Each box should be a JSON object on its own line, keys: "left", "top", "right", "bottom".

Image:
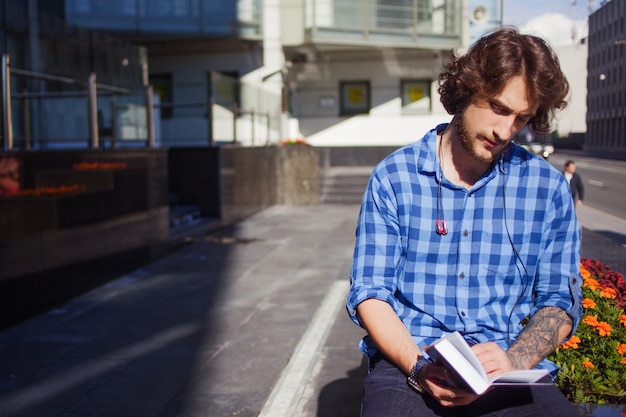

{"left": 153, "top": 100, "right": 273, "bottom": 147}
{"left": 1, "top": 54, "right": 154, "bottom": 151}
{"left": 1, "top": 55, "right": 12, "bottom": 150}
{"left": 1, "top": 54, "right": 278, "bottom": 150}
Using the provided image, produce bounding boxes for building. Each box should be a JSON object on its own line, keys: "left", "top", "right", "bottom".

{"left": 59, "top": 0, "right": 502, "bottom": 148}
{"left": 552, "top": 40, "right": 588, "bottom": 147}
{"left": 586, "top": 0, "right": 626, "bottom": 157}
{"left": 0, "top": 0, "right": 147, "bottom": 150}
{"left": 0, "top": 1, "right": 505, "bottom": 149}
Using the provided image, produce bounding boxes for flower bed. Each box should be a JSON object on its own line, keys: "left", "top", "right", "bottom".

{"left": 550, "top": 258, "right": 626, "bottom": 410}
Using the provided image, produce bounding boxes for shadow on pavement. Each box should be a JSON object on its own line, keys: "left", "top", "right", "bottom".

{"left": 317, "top": 356, "right": 368, "bottom": 417}
{"left": 593, "top": 230, "right": 626, "bottom": 246}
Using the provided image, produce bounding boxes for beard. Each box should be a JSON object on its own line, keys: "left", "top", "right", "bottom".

{"left": 454, "top": 113, "right": 510, "bottom": 165}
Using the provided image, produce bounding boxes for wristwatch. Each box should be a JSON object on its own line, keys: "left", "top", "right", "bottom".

{"left": 407, "top": 356, "right": 431, "bottom": 393}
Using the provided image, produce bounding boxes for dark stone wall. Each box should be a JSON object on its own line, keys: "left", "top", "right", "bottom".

{"left": 0, "top": 149, "right": 169, "bottom": 330}
{"left": 0, "top": 145, "right": 386, "bottom": 329}
{"left": 1, "top": 149, "right": 169, "bottom": 238}
{"left": 168, "top": 147, "right": 221, "bottom": 218}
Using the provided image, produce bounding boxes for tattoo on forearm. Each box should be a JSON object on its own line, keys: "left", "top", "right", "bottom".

{"left": 507, "top": 307, "right": 573, "bottom": 369}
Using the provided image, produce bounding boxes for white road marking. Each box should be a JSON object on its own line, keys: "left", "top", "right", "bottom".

{"left": 257, "top": 280, "right": 349, "bottom": 417}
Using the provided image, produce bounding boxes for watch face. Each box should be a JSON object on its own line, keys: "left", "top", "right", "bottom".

{"left": 407, "top": 357, "right": 431, "bottom": 393}
{"left": 407, "top": 375, "right": 424, "bottom": 393}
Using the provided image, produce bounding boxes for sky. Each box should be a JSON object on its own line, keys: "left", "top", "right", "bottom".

{"left": 502, "top": 0, "right": 600, "bottom": 46}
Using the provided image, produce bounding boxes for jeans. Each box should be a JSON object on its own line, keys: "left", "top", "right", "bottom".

{"left": 361, "top": 358, "right": 580, "bottom": 417}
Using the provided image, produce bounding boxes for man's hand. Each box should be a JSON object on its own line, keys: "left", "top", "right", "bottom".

{"left": 418, "top": 342, "right": 512, "bottom": 407}
{"left": 417, "top": 363, "right": 479, "bottom": 407}
{"left": 471, "top": 342, "right": 515, "bottom": 378}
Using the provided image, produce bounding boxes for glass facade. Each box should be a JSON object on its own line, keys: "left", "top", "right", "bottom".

{"left": 586, "top": 0, "right": 626, "bottom": 155}
{"left": 0, "top": 0, "right": 147, "bottom": 149}
{"left": 65, "top": 0, "right": 263, "bottom": 38}
{"left": 304, "top": 0, "right": 462, "bottom": 48}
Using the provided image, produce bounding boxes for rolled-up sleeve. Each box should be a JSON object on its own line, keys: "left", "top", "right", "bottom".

{"left": 347, "top": 169, "right": 404, "bottom": 327}
{"left": 530, "top": 179, "right": 583, "bottom": 336}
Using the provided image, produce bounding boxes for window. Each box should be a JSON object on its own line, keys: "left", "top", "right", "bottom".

{"left": 209, "top": 71, "right": 240, "bottom": 109}
{"left": 339, "top": 81, "right": 370, "bottom": 116}
{"left": 150, "top": 73, "right": 173, "bottom": 119}
{"left": 401, "top": 79, "right": 431, "bottom": 112}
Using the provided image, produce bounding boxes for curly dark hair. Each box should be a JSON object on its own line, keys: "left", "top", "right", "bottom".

{"left": 438, "top": 27, "right": 569, "bottom": 134}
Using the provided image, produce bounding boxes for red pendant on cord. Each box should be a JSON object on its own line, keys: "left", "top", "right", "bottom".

{"left": 436, "top": 219, "right": 448, "bottom": 235}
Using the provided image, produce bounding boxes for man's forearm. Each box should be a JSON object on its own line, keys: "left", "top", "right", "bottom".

{"left": 507, "top": 306, "right": 573, "bottom": 370}
{"left": 357, "top": 298, "right": 420, "bottom": 375}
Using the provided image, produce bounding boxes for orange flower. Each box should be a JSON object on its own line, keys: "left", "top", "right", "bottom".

{"left": 596, "top": 321, "right": 612, "bottom": 337}
{"left": 583, "top": 277, "right": 600, "bottom": 291}
{"left": 617, "top": 343, "right": 626, "bottom": 355}
{"left": 582, "top": 298, "right": 596, "bottom": 309}
{"left": 600, "top": 287, "right": 617, "bottom": 299}
{"left": 582, "top": 360, "right": 595, "bottom": 369}
{"left": 583, "top": 315, "right": 599, "bottom": 327}
{"left": 620, "top": 315, "right": 626, "bottom": 326}
{"left": 621, "top": 358, "right": 626, "bottom": 366}
{"left": 580, "top": 264, "right": 591, "bottom": 279}
{"left": 561, "top": 335, "right": 581, "bottom": 349}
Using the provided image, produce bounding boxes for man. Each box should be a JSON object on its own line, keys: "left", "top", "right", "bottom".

{"left": 563, "top": 160, "right": 585, "bottom": 207}
{"left": 347, "top": 27, "right": 582, "bottom": 416}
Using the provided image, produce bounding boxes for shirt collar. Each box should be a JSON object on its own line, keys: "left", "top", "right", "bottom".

{"left": 418, "top": 123, "right": 513, "bottom": 190}
{"left": 417, "top": 124, "right": 447, "bottom": 175}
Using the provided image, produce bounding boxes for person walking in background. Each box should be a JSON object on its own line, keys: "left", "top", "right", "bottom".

{"left": 563, "top": 160, "right": 584, "bottom": 207}
{"left": 347, "top": 27, "right": 582, "bottom": 417}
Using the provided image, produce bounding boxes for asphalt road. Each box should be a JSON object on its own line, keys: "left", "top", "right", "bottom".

{"left": 548, "top": 152, "right": 626, "bottom": 221}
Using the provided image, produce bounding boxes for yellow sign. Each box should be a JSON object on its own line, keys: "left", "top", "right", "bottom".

{"left": 408, "top": 86, "right": 424, "bottom": 103}
{"left": 348, "top": 87, "right": 364, "bottom": 105}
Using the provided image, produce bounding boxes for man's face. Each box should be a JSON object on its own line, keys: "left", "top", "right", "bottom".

{"left": 456, "top": 76, "right": 538, "bottom": 164}
{"left": 565, "top": 163, "right": 577, "bottom": 174}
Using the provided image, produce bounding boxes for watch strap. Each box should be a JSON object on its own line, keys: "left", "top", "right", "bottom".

{"left": 407, "top": 356, "right": 431, "bottom": 393}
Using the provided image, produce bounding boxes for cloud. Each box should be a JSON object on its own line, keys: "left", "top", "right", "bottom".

{"left": 519, "top": 13, "right": 588, "bottom": 46}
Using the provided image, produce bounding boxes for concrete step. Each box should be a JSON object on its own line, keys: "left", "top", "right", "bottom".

{"left": 320, "top": 167, "right": 372, "bottom": 204}
{"left": 169, "top": 205, "right": 202, "bottom": 228}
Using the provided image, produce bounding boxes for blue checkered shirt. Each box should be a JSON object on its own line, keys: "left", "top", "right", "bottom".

{"left": 347, "top": 124, "right": 582, "bottom": 372}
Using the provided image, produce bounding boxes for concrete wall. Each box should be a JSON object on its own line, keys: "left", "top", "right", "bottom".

{"left": 168, "top": 145, "right": 320, "bottom": 227}
{"left": 220, "top": 145, "right": 320, "bottom": 225}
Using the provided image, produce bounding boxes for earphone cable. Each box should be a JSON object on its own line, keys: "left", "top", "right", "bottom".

{"left": 502, "top": 160, "right": 530, "bottom": 345}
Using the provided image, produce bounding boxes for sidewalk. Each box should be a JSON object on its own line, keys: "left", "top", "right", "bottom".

{"left": 576, "top": 204, "right": 626, "bottom": 275}
{"left": 0, "top": 204, "right": 364, "bottom": 417}
{"left": 0, "top": 203, "right": 624, "bottom": 417}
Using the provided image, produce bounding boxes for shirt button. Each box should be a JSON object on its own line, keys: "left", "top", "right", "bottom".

{"left": 459, "top": 272, "right": 465, "bottom": 279}
{"left": 463, "top": 230, "right": 469, "bottom": 237}
{"left": 461, "top": 311, "right": 466, "bottom": 316}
